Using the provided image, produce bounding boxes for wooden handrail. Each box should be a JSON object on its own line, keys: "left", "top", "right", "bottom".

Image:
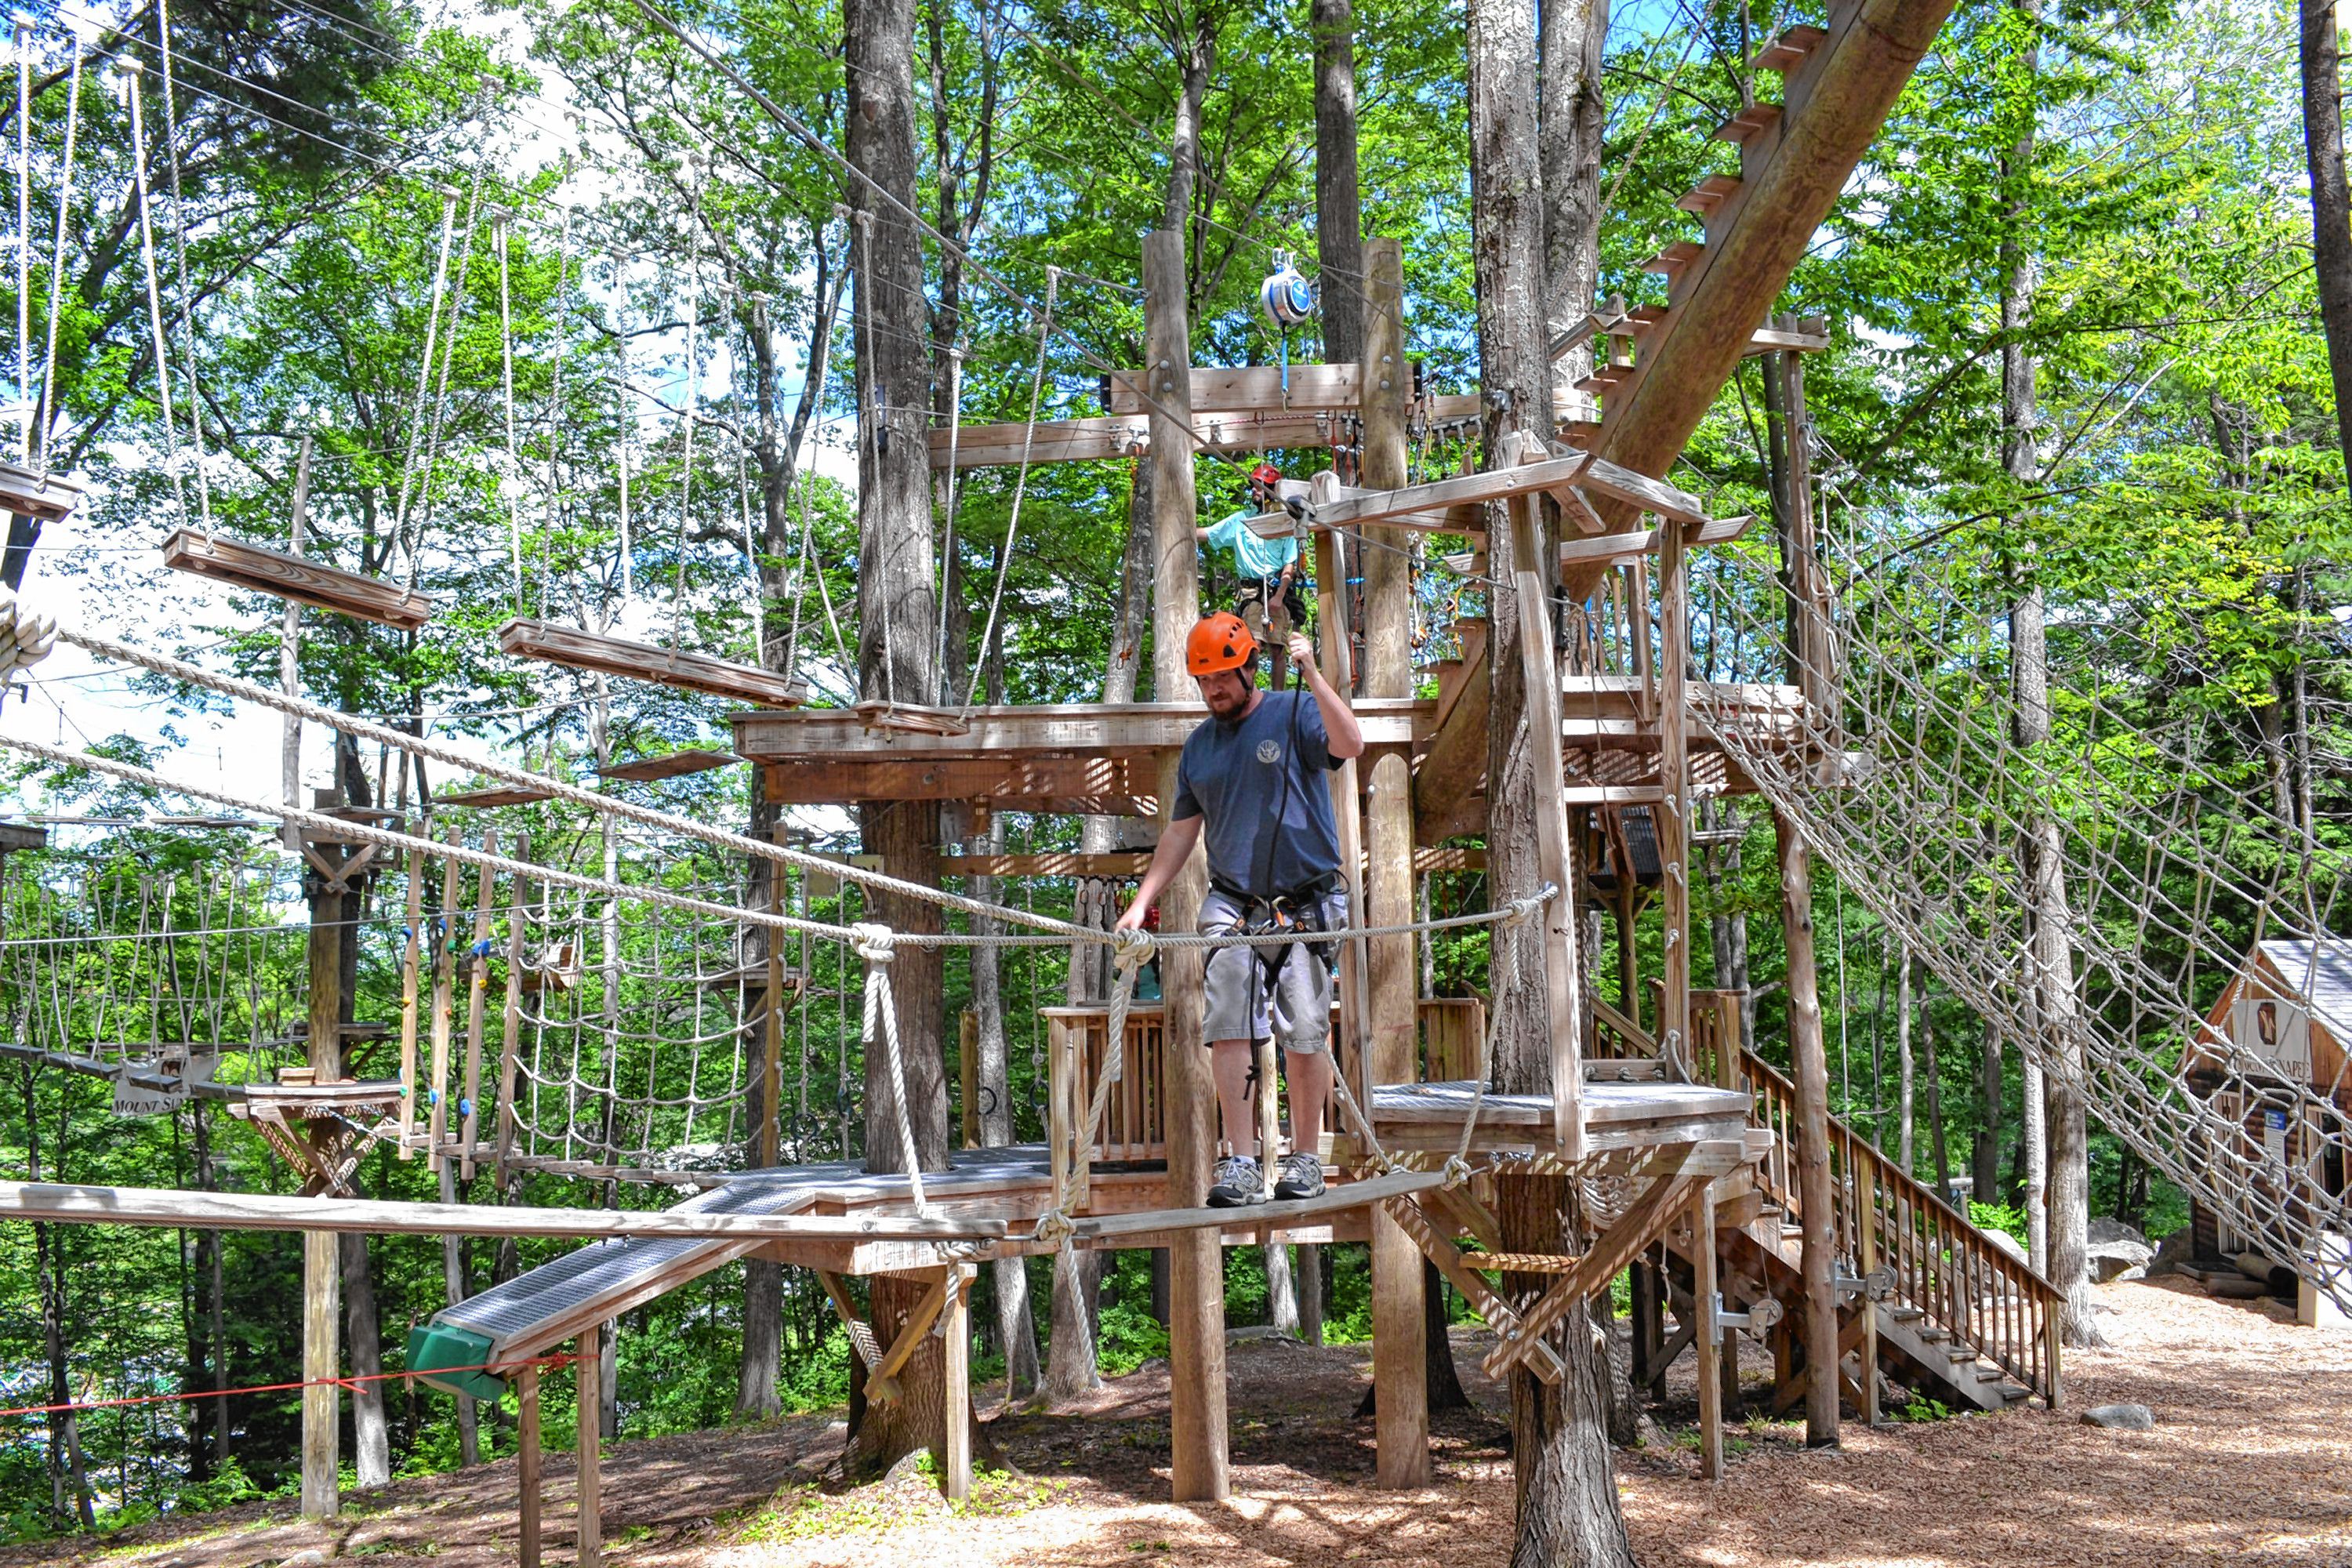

{"left": 1739, "top": 1045, "right": 2061, "bottom": 1403}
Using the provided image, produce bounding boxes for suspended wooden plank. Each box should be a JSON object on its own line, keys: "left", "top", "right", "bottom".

{"left": 498, "top": 618, "right": 808, "bottom": 709}
{"left": 163, "top": 528, "right": 434, "bottom": 630}
{"left": 598, "top": 749, "right": 742, "bottom": 783}
{"left": 1102, "top": 363, "right": 1366, "bottom": 416}
{"left": 436, "top": 784, "right": 557, "bottom": 809}
{"left": 0, "top": 460, "right": 82, "bottom": 522}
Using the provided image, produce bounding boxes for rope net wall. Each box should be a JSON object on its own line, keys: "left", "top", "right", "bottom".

{"left": 1696, "top": 528, "right": 2352, "bottom": 1311}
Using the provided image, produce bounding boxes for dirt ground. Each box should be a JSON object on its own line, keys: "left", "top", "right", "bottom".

{"left": 16, "top": 1276, "right": 2350, "bottom": 1568}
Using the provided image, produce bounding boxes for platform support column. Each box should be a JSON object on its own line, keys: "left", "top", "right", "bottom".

{"left": 1692, "top": 1181, "right": 1722, "bottom": 1481}
{"left": 1775, "top": 808, "right": 1840, "bottom": 1447}
{"left": 300, "top": 847, "right": 346, "bottom": 1521}
{"left": 1142, "top": 225, "right": 1229, "bottom": 1504}
{"left": 1657, "top": 517, "right": 1691, "bottom": 1082}
{"left": 576, "top": 1323, "right": 601, "bottom": 1568}
{"left": 1359, "top": 235, "right": 1427, "bottom": 1486}
{"left": 517, "top": 1363, "right": 542, "bottom": 1568}
{"left": 942, "top": 1265, "right": 972, "bottom": 1501}
{"left": 1857, "top": 1160, "right": 1880, "bottom": 1425}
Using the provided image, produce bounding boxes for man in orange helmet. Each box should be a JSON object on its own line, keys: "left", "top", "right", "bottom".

{"left": 1116, "top": 612, "right": 1363, "bottom": 1206}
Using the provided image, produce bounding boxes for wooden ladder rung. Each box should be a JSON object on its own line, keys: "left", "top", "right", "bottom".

{"left": 1748, "top": 24, "right": 1828, "bottom": 74}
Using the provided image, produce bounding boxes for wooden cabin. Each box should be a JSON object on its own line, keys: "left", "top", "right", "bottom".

{"left": 2188, "top": 938, "right": 2352, "bottom": 1324}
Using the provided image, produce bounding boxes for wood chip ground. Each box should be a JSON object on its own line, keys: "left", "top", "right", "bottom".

{"left": 13, "top": 1277, "right": 2347, "bottom": 1568}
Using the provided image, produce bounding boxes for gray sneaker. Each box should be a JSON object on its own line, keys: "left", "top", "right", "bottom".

{"left": 1207, "top": 1153, "right": 1267, "bottom": 1207}
{"left": 1274, "top": 1152, "right": 1325, "bottom": 1201}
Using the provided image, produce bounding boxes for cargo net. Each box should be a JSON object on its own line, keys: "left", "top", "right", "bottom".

{"left": 498, "top": 827, "right": 875, "bottom": 1181}
{"left": 1693, "top": 523, "right": 2352, "bottom": 1313}
{"left": 0, "top": 841, "right": 313, "bottom": 1094}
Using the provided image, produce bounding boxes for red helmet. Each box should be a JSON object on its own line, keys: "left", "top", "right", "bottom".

{"left": 1185, "top": 612, "right": 1255, "bottom": 677}
{"left": 1248, "top": 461, "right": 1283, "bottom": 491}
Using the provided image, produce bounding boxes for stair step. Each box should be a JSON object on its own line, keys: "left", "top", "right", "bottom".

{"left": 1887, "top": 1306, "right": 1926, "bottom": 1323}
{"left": 1711, "top": 103, "right": 1783, "bottom": 146}
{"left": 1749, "top": 23, "right": 1828, "bottom": 74}
{"left": 1642, "top": 241, "right": 1704, "bottom": 278}
{"left": 1674, "top": 173, "right": 1742, "bottom": 219}
{"left": 1433, "top": 658, "right": 1469, "bottom": 729}
{"left": 1942, "top": 1346, "right": 1978, "bottom": 1363}
{"left": 1998, "top": 1383, "right": 2034, "bottom": 1403}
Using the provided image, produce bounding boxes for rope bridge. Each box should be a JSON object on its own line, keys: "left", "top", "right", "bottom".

{"left": 1695, "top": 528, "right": 2352, "bottom": 1313}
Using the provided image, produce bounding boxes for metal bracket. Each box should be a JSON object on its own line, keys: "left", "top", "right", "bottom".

{"left": 1831, "top": 1266, "right": 1896, "bottom": 1301}
{"left": 1710, "top": 1292, "right": 1783, "bottom": 1345}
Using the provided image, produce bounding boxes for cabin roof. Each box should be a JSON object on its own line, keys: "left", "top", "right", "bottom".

{"left": 2252, "top": 938, "right": 2352, "bottom": 1043}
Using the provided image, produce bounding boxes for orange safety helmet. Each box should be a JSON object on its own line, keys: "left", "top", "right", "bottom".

{"left": 1185, "top": 612, "right": 1257, "bottom": 677}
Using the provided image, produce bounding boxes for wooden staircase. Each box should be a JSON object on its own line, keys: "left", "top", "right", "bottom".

{"left": 1656, "top": 1040, "right": 2062, "bottom": 1413}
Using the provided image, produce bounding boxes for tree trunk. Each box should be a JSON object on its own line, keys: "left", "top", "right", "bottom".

{"left": 1896, "top": 942, "right": 1915, "bottom": 1172}
{"left": 1471, "top": 0, "right": 1632, "bottom": 1554}
{"left": 1537, "top": 0, "right": 1609, "bottom": 412}
{"left": 1999, "top": 0, "right": 2096, "bottom": 1347}
{"left": 1922, "top": 967, "right": 1954, "bottom": 1202}
{"left": 847, "top": 0, "right": 954, "bottom": 1475}
{"left": 1974, "top": 1022, "right": 2002, "bottom": 1209}
{"left": 1265, "top": 1243, "right": 1301, "bottom": 1334}
{"left": 1311, "top": 0, "right": 1363, "bottom": 365}
{"left": 341, "top": 1231, "right": 391, "bottom": 1487}
{"left": 1042, "top": 1249, "right": 1102, "bottom": 1404}
{"left": 24, "top": 1069, "right": 93, "bottom": 1529}
{"left": 1425, "top": 1261, "right": 1469, "bottom": 1411}
{"left": 738, "top": 776, "right": 784, "bottom": 1421}
{"left": 2302, "top": 0, "right": 2352, "bottom": 478}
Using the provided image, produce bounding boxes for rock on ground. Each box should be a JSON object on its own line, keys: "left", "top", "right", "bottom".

{"left": 2081, "top": 1402, "right": 2156, "bottom": 1430}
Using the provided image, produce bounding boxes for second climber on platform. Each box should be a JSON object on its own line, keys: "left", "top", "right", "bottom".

{"left": 1197, "top": 463, "right": 1308, "bottom": 686}
{"left": 1115, "top": 611, "right": 1363, "bottom": 1207}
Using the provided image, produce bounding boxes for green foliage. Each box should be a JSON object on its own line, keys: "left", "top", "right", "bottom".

{"left": 1969, "top": 1202, "right": 2032, "bottom": 1250}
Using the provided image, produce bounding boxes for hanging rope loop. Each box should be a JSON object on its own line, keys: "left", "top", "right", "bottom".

{"left": 851, "top": 922, "right": 896, "bottom": 965}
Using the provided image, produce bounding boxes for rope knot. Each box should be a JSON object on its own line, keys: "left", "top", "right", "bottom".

{"left": 1031, "top": 1209, "right": 1076, "bottom": 1250}
{"left": 852, "top": 922, "right": 897, "bottom": 965}
{"left": 1441, "top": 1154, "right": 1474, "bottom": 1191}
{"left": 1109, "top": 925, "right": 1154, "bottom": 974}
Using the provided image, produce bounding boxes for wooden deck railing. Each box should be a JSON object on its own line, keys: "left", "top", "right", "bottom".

{"left": 1740, "top": 1046, "right": 2063, "bottom": 1403}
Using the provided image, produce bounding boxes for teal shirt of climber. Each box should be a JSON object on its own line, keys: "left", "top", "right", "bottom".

{"left": 1200, "top": 508, "right": 1298, "bottom": 583}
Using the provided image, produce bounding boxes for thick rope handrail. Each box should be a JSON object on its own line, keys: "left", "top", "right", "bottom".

{"left": 30, "top": 612, "right": 1095, "bottom": 942}
{"left": 853, "top": 924, "right": 927, "bottom": 1212}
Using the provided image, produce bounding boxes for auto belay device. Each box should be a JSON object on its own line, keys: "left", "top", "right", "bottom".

{"left": 1259, "top": 251, "right": 1316, "bottom": 399}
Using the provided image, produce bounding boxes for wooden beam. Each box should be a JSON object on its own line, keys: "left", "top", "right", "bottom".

{"left": 517, "top": 1363, "right": 542, "bottom": 1568}
{"left": 0, "top": 1181, "right": 1014, "bottom": 1240}
{"left": 1104, "top": 361, "right": 1363, "bottom": 415}
{"left": 1069, "top": 1168, "right": 1444, "bottom": 1240}
{"left": 1587, "top": 1, "right": 1955, "bottom": 535}
{"left": 759, "top": 755, "right": 1158, "bottom": 813}
{"left": 1251, "top": 452, "right": 1594, "bottom": 537}
{"left": 499, "top": 618, "right": 808, "bottom": 708}
{"left": 164, "top": 528, "right": 434, "bottom": 630}
{"left": 733, "top": 698, "right": 1431, "bottom": 762}
{"left": 1776, "top": 808, "right": 1840, "bottom": 1447}
{"left": 927, "top": 408, "right": 1341, "bottom": 468}
{"left": 1558, "top": 514, "right": 1754, "bottom": 568}
{"left": 941, "top": 1265, "right": 972, "bottom": 1501}
{"left": 937, "top": 852, "right": 1152, "bottom": 878}
{"left": 434, "top": 785, "right": 557, "bottom": 809}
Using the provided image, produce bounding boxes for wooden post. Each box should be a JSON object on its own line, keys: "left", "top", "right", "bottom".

{"left": 1358, "top": 236, "right": 1428, "bottom": 1486}
{"left": 576, "top": 1323, "right": 601, "bottom": 1568}
{"left": 399, "top": 845, "right": 423, "bottom": 1159}
{"left": 495, "top": 835, "right": 529, "bottom": 1179}
{"left": 941, "top": 1264, "right": 972, "bottom": 1501}
{"left": 278, "top": 431, "right": 311, "bottom": 855}
{"left": 1657, "top": 521, "right": 1691, "bottom": 1082}
{"left": 300, "top": 833, "right": 345, "bottom": 1520}
{"left": 766, "top": 867, "right": 787, "bottom": 1165}
{"left": 461, "top": 829, "right": 498, "bottom": 1181}
{"left": 1142, "top": 225, "right": 1229, "bottom": 1503}
{"left": 517, "top": 1362, "right": 542, "bottom": 1568}
{"left": 1857, "top": 1159, "right": 1880, "bottom": 1425}
{"left": 1693, "top": 1180, "right": 1722, "bottom": 1482}
{"left": 429, "top": 830, "right": 460, "bottom": 1172}
{"left": 1776, "top": 808, "right": 1839, "bottom": 1447}
{"left": 1308, "top": 501, "right": 1370, "bottom": 1127}
{"left": 957, "top": 1010, "right": 978, "bottom": 1151}
{"left": 1501, "top": 459, "right": 1582, "bottom": 1155}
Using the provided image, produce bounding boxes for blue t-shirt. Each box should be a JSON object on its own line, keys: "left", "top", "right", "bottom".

{"left": 1201, "top": 508, "right": 1299, "bottom": 583}
{"left": 1172, "top": 689, "right": 1342, "bottom": 897}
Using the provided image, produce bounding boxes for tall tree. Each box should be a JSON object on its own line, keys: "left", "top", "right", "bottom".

{"left": 2302, "top": 0, "right": 2352, "bottom": 481}
{"left": 844, "top": 0, "right": 955, "bottom": 1477}
{"left": 1467, "top": 0, "right": 1634, "bottom": 1558}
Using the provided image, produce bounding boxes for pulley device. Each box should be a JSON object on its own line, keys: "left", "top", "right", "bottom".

{"left": 1258, "top": 251, "right": 1317, "bottom": 401}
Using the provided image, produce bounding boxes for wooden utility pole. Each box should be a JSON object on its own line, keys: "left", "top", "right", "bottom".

{"left": 1142, "top": 225, "right": 1229, "bottom": 1503}
{"left": 1358, "top": 238, "right": 1428, "bottom": 1485}
{"left": 517, "top": 1362, "right": 542, "bottom": 1568}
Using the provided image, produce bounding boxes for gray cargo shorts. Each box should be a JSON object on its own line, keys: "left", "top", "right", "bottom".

{"left": 1199, "top": 884, "right": 1348, "bottom": 1054}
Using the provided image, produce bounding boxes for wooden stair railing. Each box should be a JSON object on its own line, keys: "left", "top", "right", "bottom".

{"left": 1739, "top": 1046, "right": 2062, "bottom": 1403}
